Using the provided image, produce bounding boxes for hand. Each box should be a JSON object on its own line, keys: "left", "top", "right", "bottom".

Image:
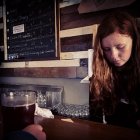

{"left": 23, "top": 124, "right": 46, "bottom": 140}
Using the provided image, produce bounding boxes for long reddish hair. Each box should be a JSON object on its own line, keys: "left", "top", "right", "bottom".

{"left": 90, "top": 11, "right": 140, "bottom": 114}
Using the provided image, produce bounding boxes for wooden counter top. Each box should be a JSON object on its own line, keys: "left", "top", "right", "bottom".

{"left": 40, "top": 117, "right": 140, "bottom": 140}
{"left": 0, "top": 115, "right": 140, "bottom": 140}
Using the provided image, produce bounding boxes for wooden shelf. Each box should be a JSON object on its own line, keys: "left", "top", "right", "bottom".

{"left": 0, "top": 66, "right": 87, "bottom": 78}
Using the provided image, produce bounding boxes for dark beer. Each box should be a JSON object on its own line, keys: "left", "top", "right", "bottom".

{"left": 2, "top": 103, "right": 35, "bottom": 134}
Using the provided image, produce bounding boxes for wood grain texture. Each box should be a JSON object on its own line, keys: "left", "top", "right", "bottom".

{"left": 61, "top": 34, "right": 92, "bottom": 52}
{"left": 39, "top": 117, "right": 140, "bottom": 140}
{"left": 0, "top": 67, "right": 87, "bottom": 78}
{"left": 60, "top": 0, "right": 140, "bottom": 30}
{"left": 60, "top": 4, "right": 109, "bottom": 30}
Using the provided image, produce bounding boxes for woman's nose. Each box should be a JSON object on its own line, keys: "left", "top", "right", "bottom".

{"left": 111, "top": 49, "right": 118, "bottom": 60}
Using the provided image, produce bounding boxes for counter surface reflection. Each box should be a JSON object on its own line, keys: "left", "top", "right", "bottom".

{"left": 40, "top": 116, "right": 140, "bottom": 140}
{"left": 0, "top": 115, "right": 140, "bottom": 140}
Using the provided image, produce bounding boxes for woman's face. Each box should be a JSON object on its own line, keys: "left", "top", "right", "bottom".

{"left": 101, "top": 32, "right": 133, "bottom": 67}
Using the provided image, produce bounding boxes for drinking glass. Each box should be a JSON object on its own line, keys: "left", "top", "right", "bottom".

{"left": 1, "top": 90, "right": 36, "bottom": 134}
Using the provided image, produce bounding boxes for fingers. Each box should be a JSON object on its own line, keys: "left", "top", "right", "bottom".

{"left": 23, "top": 124, "right": 46, "bottom": 140}
{"left": 23, "top": 124, "right": 43, "bottom": 131}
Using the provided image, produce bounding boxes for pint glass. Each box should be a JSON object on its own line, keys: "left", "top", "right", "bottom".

{"left": 1, "top": 90, "right": 36, "bottom": 134}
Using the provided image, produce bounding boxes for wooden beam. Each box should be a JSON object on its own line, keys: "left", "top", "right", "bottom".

{"left": 0, "top": 66, "right": 87, "bottom": 78}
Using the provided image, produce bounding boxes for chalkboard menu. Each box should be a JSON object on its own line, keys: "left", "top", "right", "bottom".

{"left": 5, "top": 0, "right": 57, "bottom": 60}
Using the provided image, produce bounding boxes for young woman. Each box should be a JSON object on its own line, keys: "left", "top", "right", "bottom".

{"left": 89, "top": 11, "right": 140, "bottom": 129}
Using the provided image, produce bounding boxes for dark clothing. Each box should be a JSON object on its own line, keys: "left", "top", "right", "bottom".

{"left": 89, "top": 60, "right": 140, "bottom": 129}
{"left": 4, "top": 131, "right": 37, "bottom": 140}
{"left": 89, "top": 95, "right": 140, "bottom": 129}
{"left": 106, "top": 101, "right": 139, "bottom": 129}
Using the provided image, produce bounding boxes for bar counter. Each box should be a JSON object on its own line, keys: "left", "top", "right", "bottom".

{"left": 39, "top": 116, "right": 140, "bottom": 140}
{"left": 0, "top": 116, "right": 140, "bottom": 140}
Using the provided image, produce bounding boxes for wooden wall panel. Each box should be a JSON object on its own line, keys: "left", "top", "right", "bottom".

{"left": 14, "top": 67, "right": 77, "bottom": 78}
{"left": 60, "top": 0, "right": 140, "bottom": 30}
{"left": 61, "top": 34, "right": 92, "bottom": 52}
{"left": 0, "top": 67, "right": 77, "bottom": 78}
{"left": 60, "top": 4, "right": 104, "bottom": 30}
{"left": 0, "top": 66, "right": 88, "bottom": 78}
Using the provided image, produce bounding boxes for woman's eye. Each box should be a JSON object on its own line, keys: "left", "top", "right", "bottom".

{"left": 117, "top": 45, "right": 125, "bottom": 49}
